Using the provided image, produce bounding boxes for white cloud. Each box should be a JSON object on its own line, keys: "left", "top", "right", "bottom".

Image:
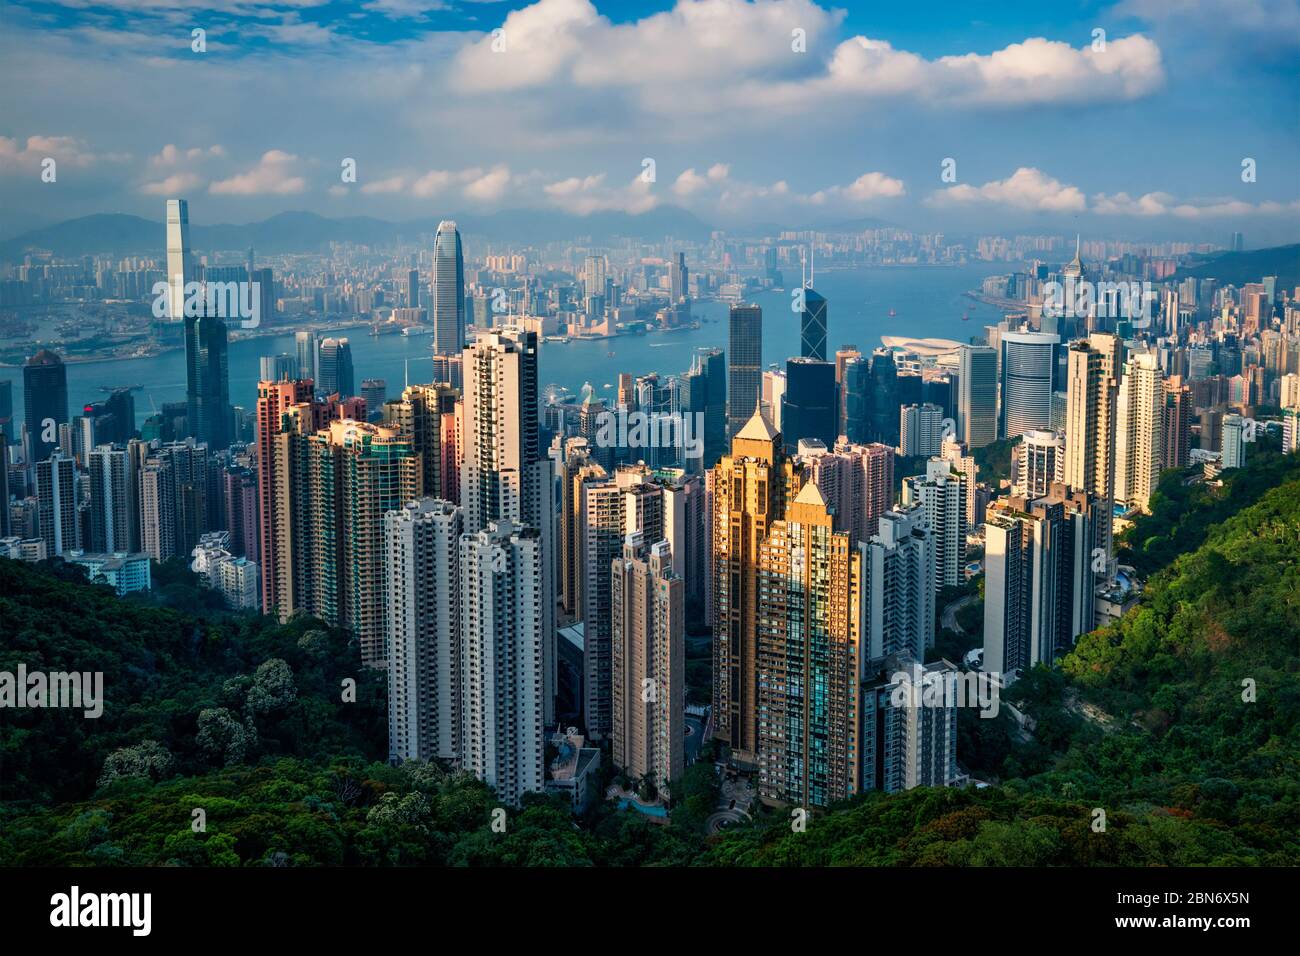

{"left": 464, "top": 164, "right": 513, "bottom": 202}
{"left": 544, "top": 172, "right": 657, "bottom": 214}
{"left": 1093, "top": 191, "right": 1300, "bottom": 218}
{"left": 141, "top": 172, "right": 204, "bottom": 195}
{"left": 360, "top": 174, "right": 410, "bottom": 195}
{"left": 822, "top": 34, "right": 1164, "bottom": 105}
{"left": 928, "top": 167, "right": 1086, "bottom": 212}
{"left": 363, "top": 0, "right": 450, "bottom": 19}
{"left": 209, "top": 150, "right": 307, "bottom": 195}
{"left": 0, "top": 134, "right": 125, "bottom": 171}
{"left": 809, "top": 171, "right": 906, "bottom": 204}
{"left": 451, "top": 0, "right": 1162, "bottom": 113}
{"left": 150, "top": 144, "right": 225, "bottom": 167}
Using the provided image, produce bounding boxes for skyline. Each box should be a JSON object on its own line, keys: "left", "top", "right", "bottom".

{"left": 2, "top": 0, "right": 1298, "bottom": 242}
{"left": 4, "top": 0, "right": 1300, "bottom": 916}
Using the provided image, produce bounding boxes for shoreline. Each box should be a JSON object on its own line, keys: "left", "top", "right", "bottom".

{"left": 0, "top": 320, "right": 372, "bottom": 368}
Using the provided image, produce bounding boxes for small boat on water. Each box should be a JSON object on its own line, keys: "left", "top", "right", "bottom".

{"left": 888, "top": 308, "right": 897, "bottom": 317}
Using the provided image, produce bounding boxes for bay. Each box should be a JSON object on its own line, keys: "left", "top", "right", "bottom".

{"left": 5, "top": 263, "right": 1007, "bottom": 432}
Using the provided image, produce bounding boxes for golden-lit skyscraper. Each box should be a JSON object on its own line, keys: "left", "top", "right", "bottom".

{"left": 610, "top": 534, "right": 684, "bottom": 794}
{"left": 1115, "top": 351, "right": 1164, "bottom": 514}
{"left": 756, "top": 481, "right": 861, "bottom": 807}
{"left": 383, "top": 382, "right": 459, "bottom": 500}
{"left": 268, "top": 414, "right": 416, "bottom": 666}
{"left": 710, "top": 405, "right": 799, "bottom": 767}
{"left": 1063, "top": 332, "right": 1120, "bottom": 569}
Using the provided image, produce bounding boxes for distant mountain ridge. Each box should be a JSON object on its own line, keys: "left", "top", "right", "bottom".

{"left": 0, "top": 206, "right": 715, "bottom": 259}
{"left": 1172, "top": 243, "right": 1300, "bottom": 290}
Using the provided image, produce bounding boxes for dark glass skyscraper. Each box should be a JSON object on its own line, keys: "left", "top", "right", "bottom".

{"left": 185, "top": 313, "right": 232, "bottom": 450}
{"left": 0, "top": 378, "right": 12, "bottom": 446}
{"left": 727, "top": 304, "right": 762, "bottom": 439}
{"left": 843, "top": 356, "right": 870, "bottom": 444}
{"left": 433, "top": 220, "right": 465, "bottom": 358}
{"left": 800, "top": 288, "right": 827, "bottom": 362}
{"left": 23, "top": 349, "right": 68, "bottom": 463}
{"left": 318, "top": 337, "right": 356, "bottom": 398}
{"left": 782, "top": 358, "right": 837, "bottom": 452}
{"left": 684, "top": 346, "right": 726, "bottom": 468}
{"left": 867, "top": 348, "right": 899, "bottom": 446}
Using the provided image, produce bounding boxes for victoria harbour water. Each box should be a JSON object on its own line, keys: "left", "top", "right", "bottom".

{"left": 6, "top": 263, "right": 1009, "bottom": 431}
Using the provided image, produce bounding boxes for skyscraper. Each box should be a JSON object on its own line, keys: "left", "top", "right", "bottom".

{"left": 861, "top": 655, "right": 960, "bottom": 793}
{"left": 610, "top": 534, "right": 684, "bottom": 793}
{"left": 317, "top": 337, "right": 355, "bottom": 398}
{"left": 407, "top": 268, "right": 420, "bottom": 310}
{"left": 957, "top": 345, "right": 997, "bottom": 449}
{"left": 460, "top": 521, "right": 546, "bottom": 807}
{"left": 999, "top": 331, "right": 1060, "bottom": 439}
{"left": 459, "top": 327, "right": 555, "bottom": 724}
{"left": 899, "top": 402, "right": 946, "bottom": 457}
{"left": 294, "top": 330, "right": 318, "bottom": 384}
{"left": 259, "top": 354, "right": 296, "bottom": 383}
{"left": 317, "top": 420, "right": 418, "bottom": 666}
{"left": 36, "top": 451, "right": 78, "bottom": 557}
{"left": 683, "top": 347, "right": 726, "bottom": 469}
{"left": 361, "top": 379, "right": 386, "bottom": 421}
{"left": 1064, "top": 333, "right": 1120, "bottom": 570}
{"left": 256, "top": 379, "right": 315, "bottom": 616}
{"left": 711, "top": 406, "right": 798, "bottom": 767}
{"left": 668, "top": 252, "right": 688, "bottom": 304}
{"left": 385, "top": 498, "right": 463, "bottom": 764}
{"left": 756, "top": 481, "right": 861, "bottom": 807}
{"left": 867, "top": 348, "right": 900, "bottom": 446}
{"left": 842, "top": 355, "right": 870, "bottom": 444}
{"left": 23, "top": 349, "right": 68, "bottom": 464}
{"left": 1222, "top": 414, "right": 1248, "bottom": 469}
{"left": 383, "top": 383, "right": 459, "bottom": 500}
{"left": 800, "top": 288, "right": 828, "bottom": 362}
{"left": 1013, "top": 430, "right": 1064, "bottom": 498}
{"left": 861, "top": 506, "right": 936, "bottom": 661}
{"left": 902, "top": 459, "right": 967, "bottom": 592}
{"left": 984, "top": 484, "right": 1100, "bottom": 682}
{"left": 88, "top": 444, "right": 139, "bottom": 554}
{"left": 781, "top": 358, "right": 837, "bottom": 452}
{"left": 1115, "top": 351, "right": 1164, "bottom": 513}
{"left": 727, "top": 304, "right": 763, "bottom": 440}
{"left": 581, "top": 467, "right": 666, "bottom": 739}
{"left": 557, "top": 438, "right": 607, "bottom": 618}
{"left": 165, "top": 198, "right": 192, "bottom": 322}
{"left": 184, "top": 310, "right": 232, "bottom": 450}
{"left": 1161, "top": 377, "right": 1193, "bottom": 470}
{"left": 139, "top": 456, "right": 176, "bottom": 562}
{"left": 433, "top": 221, "right": 465, "bottom": 360}
{"left": 799, "top": 439, "right": 895, "bottom": 546}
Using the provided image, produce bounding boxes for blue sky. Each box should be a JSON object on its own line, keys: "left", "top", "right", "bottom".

{"left": 2, "top": 0, "right": 1297, "bottom": 244}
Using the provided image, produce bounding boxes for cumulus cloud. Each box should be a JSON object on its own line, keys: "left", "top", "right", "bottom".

{"left": 150, "top": 144, "right": 225, "bottom": 167}
{"left": 209, "top": 150, "right": 307, "bottom": 195}
{"left": 808, "top": 171, "right": 906, "bottom": 204}
{"left": 1092, "top": 191, "right": 1300, "bottom": 218}
{"left": 141, "top": 172, "right": 205, "bottom": 195}
{"left": 928, "top": 167, "right": 1086, "bottom": 212}
{"left": 451, "top": 0, "right": 1163, "bottom": 112}
{"left": 0, "top": 134, "right": 126, "bottom": 171}
{"left": 823, "top": 35, "right": 1164, "bottom": 105}
{"left": 544, "top": 172, "right": 657, "bottom": 214}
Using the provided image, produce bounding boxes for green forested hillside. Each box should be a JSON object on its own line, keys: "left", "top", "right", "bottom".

{"left": 2, "top": 461, "right": 1298, "bottom": 866}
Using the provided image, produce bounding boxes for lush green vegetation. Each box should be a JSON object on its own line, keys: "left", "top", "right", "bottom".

{"left": 971, "top": 436, "right": 1018, "bottom": 487}
{"left": 1119, "top": 440, "right": 1300, "bottom": 578}
{"left": 0, "top": 557, "right": 385, "bottom": 805}
{"left": 2, "top": 450, "right": 1299, "bottom": 866}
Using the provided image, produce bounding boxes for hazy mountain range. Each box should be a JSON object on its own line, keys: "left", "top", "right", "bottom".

{"left": 0, "top": 206, "right": 721, "bottom": 260}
